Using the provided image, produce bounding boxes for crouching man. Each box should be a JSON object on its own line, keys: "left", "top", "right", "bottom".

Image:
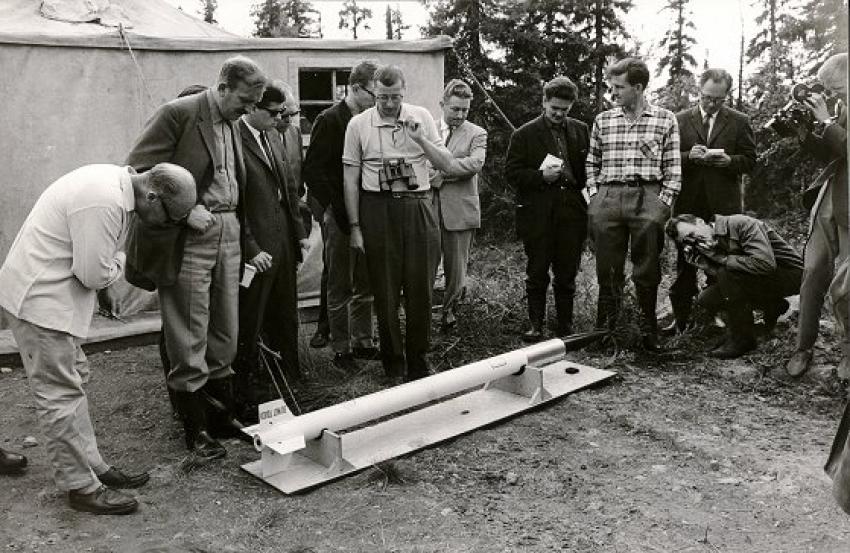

{"left": 665, "top": 213, "right": 803, "bottom": 358}
{"left": 0, "top": 163, "right": 196, "bottom": 515}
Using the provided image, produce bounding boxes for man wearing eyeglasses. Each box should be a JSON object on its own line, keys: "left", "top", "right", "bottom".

{"left": 665, "top": 68, "right": 756, "bottom": 335}
{"left": 342, "top": 64, "right": 458, "bottom": 382}
{"left": 0, "top": 163, "right": 196, "bottom": 515}
{"left": 234, "top": 81, "right": 310, "bottom": 420}
{"left": 127, "top": 56, "right": 266, "bottom": 460}
{"left": 304, "top": 60, "right": 380, "bottom": 373}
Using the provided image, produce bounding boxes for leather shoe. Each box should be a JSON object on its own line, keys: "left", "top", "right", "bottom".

{"left": 98, "top": 467, "right": 149, "bottom": 489}
{"left": 641, "top": 334, "right": 662, "bottom": 353}
{"left": 68, "top": 485, "right": 138, "bottom": 515}
{"left": 351, "top": 346, "right": 380, "bottom": 360}
{"left": 709, "top": 337, "right": 757, "bottom": 359}
{"left": 786, "top": 349, "right": 813, "bottom": 377}
{"left": 333, "top": 352, "right": 359, "bottom": 372}
{"left": 192, "top": 430, "right": 227, "bottom": 461}
{"left": 0, "top": 447, "right": 27, "bottom": 475}
{"left": 521, "top": 325, "right": 544, "bottom": 343}
{"left": 309, "top": 331, "right": 328, "bottom": 349}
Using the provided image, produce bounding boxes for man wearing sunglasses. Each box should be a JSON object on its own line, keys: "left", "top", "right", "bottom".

{"left": 665, "top": 68, "right": 756, "bottom": 336}
{"left": 127, "top": 56, "right": 266, "bottom": 460}
{"left": 787, "top": 52, "right": 849, "bottom": 378}
{"left": 235, "top": 81, "right": 309, "bottom": 419}
{"left": 0, "top": 163, "right": 196, "bottom": 515}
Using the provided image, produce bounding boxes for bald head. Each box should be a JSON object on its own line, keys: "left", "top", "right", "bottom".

{"left": 818, "top": 53, "right": 848, "bottom": 98}
{"left": 132, "top": 163, "right": 196, "bottom": 227}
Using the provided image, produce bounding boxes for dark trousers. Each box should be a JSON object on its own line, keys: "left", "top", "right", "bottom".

{"left": 521, "top": 189, "right": 587, "bottom": 331}
{"left": 316, "top": 219, "right": 330, "bottom": 338}
{"left": 697, "top": 266, "right": 802, "bottom": 337}
{"left": 235, "top": 248, "right": 300, "bottom": 409}
{"left": 360, "top": 192, "right": 440, "bottom": 378}
{"left": 588, "top": 184, "right": 669, "bottom": 333}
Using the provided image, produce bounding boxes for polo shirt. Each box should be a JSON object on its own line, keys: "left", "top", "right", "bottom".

{"left": 342, "top": 104, "right": 442, "bottom": 192}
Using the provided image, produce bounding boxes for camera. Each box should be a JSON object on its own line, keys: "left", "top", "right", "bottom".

{"left": 681, "top": 234, "right": 716, "bottom": 255}
{"left": 763, "top": 82, "right": 823, "bottom": 137}
{"left": 378, "top": 158, "right": 418, "bottom": 191}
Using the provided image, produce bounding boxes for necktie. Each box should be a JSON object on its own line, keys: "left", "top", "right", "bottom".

{"left": 702, "top": 113, "right": 712, "bottom": 142}
{"left": 444, "top": 127, "right": 453, "bottom": 146}
{"left": 260, "top": 131, "right": 283, "bottom": 199}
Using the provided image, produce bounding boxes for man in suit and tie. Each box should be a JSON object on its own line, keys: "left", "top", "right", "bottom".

{"left": 506, "top": 76, "right": 589, "bottom": 342}
{"left": 431, "top": 79, "right": 488, "bottom": 330}
{"left": 666, "top": 68, "right": 756, "bottom": 333}
{"left": 236, "top": 81, "right": 310, "bottom": 420}
{"left": 127, "top": 56, "right": 266, "bottom": 460}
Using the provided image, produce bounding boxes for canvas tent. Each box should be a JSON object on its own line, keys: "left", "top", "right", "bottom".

{"left": 0, "top": 0, "right": 450, "bottom": 326}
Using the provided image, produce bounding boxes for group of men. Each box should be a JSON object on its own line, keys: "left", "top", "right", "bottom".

{"left": 0, "top": 56, "right": 488, "bottom": 515}
{"left": 0, "top": 50, "right": 847, "bottom": 516}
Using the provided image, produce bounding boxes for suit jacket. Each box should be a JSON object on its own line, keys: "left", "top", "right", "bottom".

{"left": 802, "top": 108, "right": 847, "bottom": 228}
{"left": 239, "top": 120, "right": 307, "bottom": 265}
{"left": 279, "top": 124, "right": 312, "bottom": 235}
{"left": 125, "top": 91, "right": 250, "bottom": 284}
{"left": 505, "top": 114, "right": 589, "bottom": 240}
{"left": 303, "top": 100, "right": 353, "bottom": 232}
{"left": 431, "top": 119, "right": 488, "bottom": 231}
{"left": 675, "top": 105, "right": 756, "bottom": 216}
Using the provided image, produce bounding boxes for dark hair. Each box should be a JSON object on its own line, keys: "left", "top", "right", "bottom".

{"left": 258, "top": 80, "right": 288, "bottom": 108}
{"left": 543, "top": 76, "right": 578, "bottom": 102}
{"left": 606, "top": 57, "right": 650, "bottom": 89}
{"left": 442, "top": 78, "right": 473, "bottom": 101}
{"left": 177, "top": 84, "right": 207, "bottom": 98}
{"left": 699, "top": 68, "right": 733, "bottom": 93}
{"left": 374, "top": 64, "right": 405, "bottom": 88}
{"left": 349, "top": 59, "right": 380, "bottom": 88}
{"left": 664, "top": 213, "right": 699, "bottom": 241}
{"left": 218, "top": 56, "right": 266, "bottom": 90}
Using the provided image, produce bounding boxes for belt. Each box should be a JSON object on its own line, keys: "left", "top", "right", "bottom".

{"left": 362, "top": 189, "right": 432, "bottom": 199}
{"left": 603, "top": 179, "right": 661, "bottom": 187}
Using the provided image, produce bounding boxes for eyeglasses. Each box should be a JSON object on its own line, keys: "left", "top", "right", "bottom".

{"left": 700, "top": 94, "right": 727, "bottom": 105}
{"left": 281, "top": 110, "right": 300, "bottom": 118}
{"left": 259, "top": 106, "right": 286, "bottom": 117}
{"left": 376, "top": 94, "right": 404, "bottom": 102}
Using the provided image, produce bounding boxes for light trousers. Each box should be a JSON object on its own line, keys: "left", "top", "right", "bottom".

{"left": 159, "top": 212, "right": 240, "bottom": 392}
{"left": 8, "top": 313, "right": 109, "bottom": 492}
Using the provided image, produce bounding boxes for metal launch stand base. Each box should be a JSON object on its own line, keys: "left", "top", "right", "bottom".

{"left": 241, "top": 358, "right": 614, "bottom": 494}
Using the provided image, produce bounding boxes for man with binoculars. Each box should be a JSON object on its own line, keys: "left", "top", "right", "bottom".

{"left": 342, "top": 65, "right": 458, "bottom": 382}
{"left": 786, "top": 53, "right": 848, "bottom": 378}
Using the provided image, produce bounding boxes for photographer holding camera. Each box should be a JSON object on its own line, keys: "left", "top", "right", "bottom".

{"left": 786, "top": 53, "right": 849, "bottom": 378}
{"left": 342, "top": 65, "right": 458, "bottom": 383}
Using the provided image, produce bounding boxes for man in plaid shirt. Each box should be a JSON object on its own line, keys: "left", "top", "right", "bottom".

{"left": 585, "top": 57, "right": 681, "bottom": 352}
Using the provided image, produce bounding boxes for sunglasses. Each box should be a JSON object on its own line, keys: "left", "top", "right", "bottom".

{"left": 259, "top": 106, "right": 286, "bottom": 117}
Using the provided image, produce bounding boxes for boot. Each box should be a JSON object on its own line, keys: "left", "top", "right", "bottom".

{"left": 202, "top": 377, "right": 249, "bottom": 443}
{"left": 159, "top": 332, "right": 180, "bottom": 421}
{"left": 636, "top": 287, "right": 661, "bottom": 352}
{"left": 0, "top": 447, "right": 27, "bottom": 474}
{"left": 174, "top": 390, "right": 226, "bottom": 460}
{"left": 523, "top": 292, "right": 546, "bottom": 342}
{"left": 554, "top": 293, "right": 574, "bottom": 337}
{"left": 595, "top": 291, "right": 620, "bottom": 331}
{"left": 709, "top": 306, "right": 757, "bottom": 359}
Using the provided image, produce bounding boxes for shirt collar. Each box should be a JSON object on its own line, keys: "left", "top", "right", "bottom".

{"left": 241, "top": 115, "right": 264, "bottom": 144}
{"left": 206, "top": 88, "right": 226, "bottom": 125}
{"left": 699, "top": 106, "right": 717, "bottom": 121}
{"left": 121, "top": 166, "right": 136, "bottom": 212}
{"left": 371, "top": 104, "right": 409, "bottom": 127}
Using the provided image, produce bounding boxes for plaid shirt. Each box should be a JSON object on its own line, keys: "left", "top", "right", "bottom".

{"left": 585, "top": 103, "right": 682, "bottom": 205}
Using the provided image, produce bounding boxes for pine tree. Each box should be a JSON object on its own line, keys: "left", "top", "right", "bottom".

{"left": 338, "top": 0, "right": 372, "bottom": 40}
{"left": 656, "top": 0, "right": 698, "bottom": 111}
{"left": 198, "top": 0, "right": 217, "bottom": 24}
{"left": 251, "top": 0, "right": 317, "bottom": 38}
{"left": 390, "top": 4, "right": 409, "bottom": 39}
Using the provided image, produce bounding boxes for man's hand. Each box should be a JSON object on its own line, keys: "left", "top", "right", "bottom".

{"left": 804, "top": 93, "right": 833, "bottom": 123}
{"left": 694, "top": 242, "right": 727, "bottom": 266}
{"left": 403, "top": 117, "right": 424, "bottom": 142}
{"left": 704, "top": 151, "right": 732, "bottom": 167}
{"left": 542, "top": 164, "right": 561, "bottom": 183}
{"left": 688, "top": 144, "right": 708, "bottom": 161}
{"left": 349, "top": 226, "right": 365, "bottom": 254}
{"left": 186, "top": 204, "right": 215, "bottom": 232}
{"left": 250, "top": 251, "right": 273, "bottom": 273}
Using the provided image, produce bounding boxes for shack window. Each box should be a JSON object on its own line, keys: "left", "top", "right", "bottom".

{"left": 299, "top": 68, "right": 350, "bottom": 135}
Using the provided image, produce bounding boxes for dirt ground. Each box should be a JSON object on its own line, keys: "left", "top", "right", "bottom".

{"left": 2, "top": 242, "right": 850, "bottom": 553}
